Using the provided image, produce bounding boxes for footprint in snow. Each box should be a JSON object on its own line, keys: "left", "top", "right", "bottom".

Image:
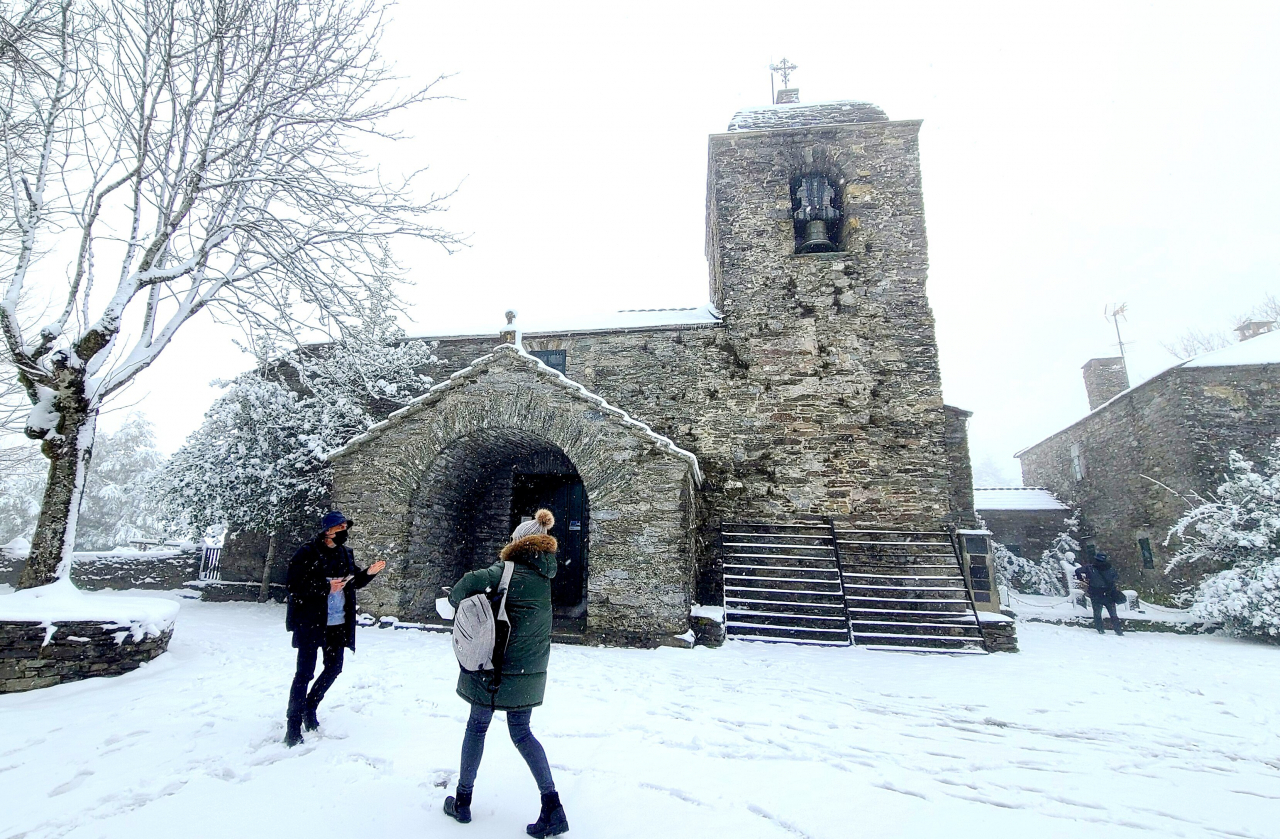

{"left": 49, "top": 769, "right": 94, "bottom": 797}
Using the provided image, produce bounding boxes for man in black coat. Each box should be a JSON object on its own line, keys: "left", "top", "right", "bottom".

{"left": 284, "top": 510, "right": 386, "bottom": 746}
{"left": 1074, "top": 552, "right": 1125, "bottom": 636}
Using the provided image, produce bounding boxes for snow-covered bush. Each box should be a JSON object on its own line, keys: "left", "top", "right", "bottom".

{"left": 991, "top": 539, "right": 1067, "bottom": 596}
{"left": 1167, "top": 443, "right": 1280, "bottom": 637}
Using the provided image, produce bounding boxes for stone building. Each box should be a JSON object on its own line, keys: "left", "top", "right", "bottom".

{"left": 225, "top": 91, "right": 981, "bottom": 646}
{"left": 1017, "top": 330, "right": 1280, "bottom": 600}
{"left": 973, "top": 487, "right": 1070, "bottom": 561}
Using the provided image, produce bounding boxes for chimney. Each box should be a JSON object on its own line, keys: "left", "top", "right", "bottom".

{"left": 775, "top": 88, "right": 800, "bottom": 104}
{"left": 1082, "top": 357, "right": 1129, "bottom": 411}
{"left": 1234, "top": 320, "right": 1276, "bottom": 342}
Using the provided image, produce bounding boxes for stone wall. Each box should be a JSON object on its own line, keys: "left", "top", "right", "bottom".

{"left": 978, "top": 509, "right": 1067, "bottom": 561}
{"left": 944, "top": 406, "right": 978, "bottom": 528}
{"left": 0, "top": 550, "right": 200, "bottom": 591}
{"left": 1020, "top": 363, "right": 1280, "bottom": 600}
{"left": 0, "top": 620, "right": 173, "bottom": 693}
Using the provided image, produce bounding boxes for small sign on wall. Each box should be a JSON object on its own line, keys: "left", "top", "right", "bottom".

{"left": 568, "top": 521, "right": 581, "bottom": 531}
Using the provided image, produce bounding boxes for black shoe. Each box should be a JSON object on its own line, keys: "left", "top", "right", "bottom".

{"left": 303, "top": 706, "right": 320, "bottom": 732}
{"left": 527, "top": 791, "right": 569, "bottom": 837}
{"left": 444, "top": 789, "right": 472, "bottom": 824}
{"left": 284, "top": 723, "right": 304, "bottom": 748}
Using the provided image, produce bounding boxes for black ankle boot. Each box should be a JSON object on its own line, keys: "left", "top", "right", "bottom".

{"left": 284, "top": 720, "right": 304, "bottom": 748}
{"left": 526, "top": 791, "right": 569, "bottom": 837}
{"left": 303, "top": 705, "right": 320, "bottom": 732}
{"left": 444, "top": 788, "right": 472, "bottom": 824}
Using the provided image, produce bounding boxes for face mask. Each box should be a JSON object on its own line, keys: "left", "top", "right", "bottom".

{"left": 332, "top": 529, "right": 349, "bottom": 546}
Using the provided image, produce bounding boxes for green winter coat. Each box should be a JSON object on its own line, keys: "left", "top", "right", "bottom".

{"left": 449, "top": 533, "right": 558, "bottom": 711}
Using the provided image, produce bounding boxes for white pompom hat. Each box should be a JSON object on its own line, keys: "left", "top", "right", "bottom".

{"left": 511, "top": 508, "right": 555, "bottom": 541}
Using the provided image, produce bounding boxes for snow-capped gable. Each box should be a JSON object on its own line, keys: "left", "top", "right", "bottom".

{"left": 325, "top": 343, "right": 703, "bottom": 485}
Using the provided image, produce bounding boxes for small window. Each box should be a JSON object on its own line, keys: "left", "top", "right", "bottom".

{"left": 1070, "top": 443, "right": 1086, "bottom": 481}
{"left": 1138, "top": 537, "right": 1154, "bottom": 569}
{"left": 530, "top": 349, "right": 566, "bottom": 375}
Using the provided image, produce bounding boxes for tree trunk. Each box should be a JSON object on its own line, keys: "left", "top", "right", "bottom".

{"left": 257, "top": 532, "right": 277, "bottom": 603}
{"left": 19, "top": 408, "right": 97, "bottom": 589}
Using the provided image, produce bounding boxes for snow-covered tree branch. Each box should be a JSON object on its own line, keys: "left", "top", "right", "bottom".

{"left": 0, "top": 0, "right": 458, "bottom": 588}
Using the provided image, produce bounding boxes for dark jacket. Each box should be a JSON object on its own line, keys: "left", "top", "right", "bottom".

{"left": 286, "top": 538, "right": 375, "bottom": 650}
{"left": 1075, "top": 561, "right": 1122, "bottom": 600}
{"left": 449, "top": 533, "right": 558, "bottom": 711}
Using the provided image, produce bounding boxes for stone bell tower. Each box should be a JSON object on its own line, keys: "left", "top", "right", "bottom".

{"left": 701, "top": 89, "right": 951, "bottom": 526}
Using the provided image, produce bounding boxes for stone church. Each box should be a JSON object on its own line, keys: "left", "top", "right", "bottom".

{"left": 300, "top": 89, "right": 983, "bottom": 648}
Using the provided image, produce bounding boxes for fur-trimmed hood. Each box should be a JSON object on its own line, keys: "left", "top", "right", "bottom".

{"left": 500, "top": 533, "right": 558, "bottom": 579}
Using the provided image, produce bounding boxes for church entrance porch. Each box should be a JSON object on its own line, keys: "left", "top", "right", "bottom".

{"left": 404, "top": 429, "right": 589, "bottom": 623}
{"left": 327, "top": 344, "right": 702, "bottom": 645}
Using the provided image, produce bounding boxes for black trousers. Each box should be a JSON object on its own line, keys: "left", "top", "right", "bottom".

{"left": 287, "top": 626, "right": 346, "bottom": 725}
{"left": 1091, "top": 599, "right": 1124, "bottom": 635}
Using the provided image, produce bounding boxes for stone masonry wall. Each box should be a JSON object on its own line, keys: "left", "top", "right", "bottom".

{"left": 0, "top": 620, "right": 173, "bottom": 693}
{"left": 702, "top": 119, "right": 952, "bottom": 530}
{"left": 330, "top": 349, "right": 698, "bottom": 642}
{"left": 944, "top": 407, "right": 978, "bottom": 528}
{"left": 978, "top": 509, "right": 1067, "bottom": 561}
{"left": 1019, "top": 363, "right": 1280, "bottom": 600}
{"left": 0, "top": 550, "right": 200, "bottom": 591}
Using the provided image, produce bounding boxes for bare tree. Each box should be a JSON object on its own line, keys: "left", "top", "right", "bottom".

{"left": 1160, "top": 327, "right": 1233, "bottom": 361}
{"left": 0, "top": 0, "right": 458, "bottom": 588}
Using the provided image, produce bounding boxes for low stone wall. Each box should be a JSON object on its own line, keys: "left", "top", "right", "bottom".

{"left": 0, "top": 549, "right": 200, "bottom": 591}
{"left": 0, "top": 619, "right": 174, "bottom": 693}
{"left": 184, "top": 580, "right": 287, "bottom": 603}
{"left": 976, "top": 613, "right": 1019, "bottom": 653}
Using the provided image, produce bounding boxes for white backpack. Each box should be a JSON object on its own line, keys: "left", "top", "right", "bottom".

{"left": 450, "top": 561, "right": 515, "bottom": 678}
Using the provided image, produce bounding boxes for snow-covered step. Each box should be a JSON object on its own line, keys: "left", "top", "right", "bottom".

{"left": 720, "top": 522, "right": 852, "bottom": 647}
{"left": 837, "top": 528, "right": 988, "bottom": 654}
{"left": 860, "top": 645, "right": 988, "bottom": 655}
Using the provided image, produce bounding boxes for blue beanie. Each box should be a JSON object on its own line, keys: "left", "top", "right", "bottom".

{"left": 320, "top": 511, "right": 350, "bottom": 531}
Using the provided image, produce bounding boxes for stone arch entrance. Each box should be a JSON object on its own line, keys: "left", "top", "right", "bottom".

{"left": 403, "top": 428, "right": 590, "bottom": 622}
{"left": 327, "top": 345, "right": 702, "bottom": 643}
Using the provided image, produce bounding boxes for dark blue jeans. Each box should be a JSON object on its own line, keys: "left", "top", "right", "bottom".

{"left": 458, "top": 704, "right": 555, "bottom": 795}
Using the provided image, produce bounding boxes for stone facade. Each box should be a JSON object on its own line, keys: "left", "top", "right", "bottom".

{"left": 301, "top": 97, "right": 970, "bottom": 644}
{"left": 0, "top": 620, "right": 173, "bottom": 693}
{"left": 1019, "top": 358, "right": 1280, "bottom": 600}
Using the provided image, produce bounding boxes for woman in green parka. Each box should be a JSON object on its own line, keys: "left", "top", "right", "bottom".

{"left": 442, "top": 508, "right": 570, "bottom": 838}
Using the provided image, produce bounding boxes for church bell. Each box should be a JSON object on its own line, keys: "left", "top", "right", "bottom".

{"left": 793, "top": 174, "right": 841, "bottom": 254}
{"left": 797, "top": 219, "right": 838, "bottom": 254}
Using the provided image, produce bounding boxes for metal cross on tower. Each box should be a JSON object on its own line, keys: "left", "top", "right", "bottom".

{"left": 770, "top": 58, "right": 798, "bottom": 88}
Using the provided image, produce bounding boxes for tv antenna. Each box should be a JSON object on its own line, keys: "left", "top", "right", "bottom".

{"left": 1105, "top": 303, "right": 1130, "bottom": 369}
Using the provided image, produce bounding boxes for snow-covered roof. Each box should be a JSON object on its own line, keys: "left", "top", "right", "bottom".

{"left": 1183, "top": 328, "right": 1280, "bottom": 368}
{"left": 1017, "top": 331, "right": 1280, "bottom": 457}
{"left": 726, "top": 100, "right": 888, "bottom": 132}
{"left": 973, "top": 487, "right": 1069, "bottom": 512}
{"left": 407, "top": 304, "right": 722, "bottom": 341}
{"left": 326, "top": 343, "right": 703, "bottom": 485}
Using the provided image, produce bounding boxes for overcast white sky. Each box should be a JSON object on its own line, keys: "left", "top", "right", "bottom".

{"left": 106, "top": 0, "right": 1280, "bottom": 486}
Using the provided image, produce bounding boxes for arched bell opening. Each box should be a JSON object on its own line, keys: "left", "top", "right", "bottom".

{"left": 790, "top": 172, "right": 844, "bottom": 254}
{"left": 404, "top": 428, "right": 590, "bottom": 623}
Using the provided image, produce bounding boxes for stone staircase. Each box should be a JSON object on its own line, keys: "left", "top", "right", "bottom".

{"left": 720, "top": 522, "right": 852, "bottom": 646}
{"left": 835, "top": 529, "right": 987, "bottom": 654}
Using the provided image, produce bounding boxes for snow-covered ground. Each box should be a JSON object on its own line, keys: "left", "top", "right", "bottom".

{"left": 2, "top": 594, "right": 1278, "bottom": 839}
